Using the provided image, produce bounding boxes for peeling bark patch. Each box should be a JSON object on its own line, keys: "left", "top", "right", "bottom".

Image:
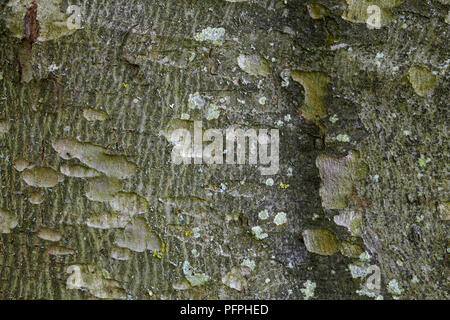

{"left": 334, "top": 209, "right": 363, "bottom": 237}
{"left": 66, "top": 264, "right": 126, "bottom": 299}
{"left": 222, "top": 266, "right": 250, "bottom": 291}
{"left": 60, "top": 163, "right": 101, "bottom": 178}
{"left": 6, "top": 0, "right": 81, "bottom": 41}
{"left": 316, "top": 151, "right": 365, "bottom": 210}
{"left": 109, "top": 192, "right": 149, "bottom": 216}
{"left": 237, "top": 54, "right": 270, "bottom": 77}
{"left": 0, "top": 120, "right": 11, "bottom": 133}
{"left": 342, "top": 0, "right": 403, "bottom": 28}
{"left": 28, "top": 191, "right": 45, "bottom": 204}
{"left": 0, "top": 208, "right": 18, "bottom": 234}
{"left": 307, "top": 3, "right": 330, "bottom": 20}
{"left": 85, "top": 176, "right": 123, "bottom": 202}
{"left": 291, "top": 71, "right": 330, "bottom": 123}
{"left": 22, "top": 166, "right": 64, "bottom": 188}
{"left": 86, "top": 211, "right": 129, "bottom": 229}
{"left": 17, "top": 40, "right": 33, "bottom": 83}
{"left": 83, "top": 109, "right": 108, "bottom": 122}
{"left": 438, "top": 202, "right": 449, "bottom": 220}
{"left": 111, "top": 247, "right": 131, "bottom": 261}
{"left": 13, "top": 158, "right": 32, "bottom": 172}
{"left": 47, "top": 245, "right": 75, "bottom": 255}
{"left": 302, "top": 228, "right": 340, "bottom": 256}
{"left": 16, "top": 0, "right": 39, "bottom": 83}
{"left": 52, "top": 138, "right": 137, "bottom": 179}
{"left": 114, "top": 217, "right": 162, "bottom": 253}
{"left": 37, "top": 227, "right": 62, "bottom": 241}
{"left": 408, "top": 66, "right": 437, "bottom": 97}
{"left": 24, "top": 0, "right": 39, "bottom": 43}
{"left": 339, "top": 241, "right": 364, "bottom": 258}
{"left": 172, "top": 279, "right": 191, "bottom": 291}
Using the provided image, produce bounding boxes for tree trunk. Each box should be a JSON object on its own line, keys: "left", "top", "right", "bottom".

{"left": 0, "top": 0, "right": 448, "bottom": 300}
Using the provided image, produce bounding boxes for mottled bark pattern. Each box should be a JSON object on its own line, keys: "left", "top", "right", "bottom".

{"left": 0, "top": 0, "right": 448, "bottom": 300}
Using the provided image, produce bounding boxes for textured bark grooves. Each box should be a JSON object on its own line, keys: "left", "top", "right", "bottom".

{"left": 0, "top": 0, "right": 448, "bottom": 300}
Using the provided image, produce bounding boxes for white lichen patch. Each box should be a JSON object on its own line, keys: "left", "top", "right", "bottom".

{"left": 194, "top": 27, "right": 226, "bottom": 46}
{"left": 206, "top": 103, "right": 220, "bottom": 120}
{"left": 387, "top": 279, "right": 404, "bottom": 297}
{"left": 258, "top": 209, "right": 269, "bottom": 220}
{"left": 182, "top": 261, "right": 210, "bottom": 287}
{"left": 348, "top": 264, "right": 367, "bottom": 279}
{"left": 237, "top": 54, "right": 270, "bottom": 77}
{"left": 37, "top": 227, "right": 62, "bottom": 242}
{"left": 300, "top": 280, "right": 316, "bottom": 300}
{"left": 188, "top": 92, "right": 206, "bottom": 109}
{"left": 0, "top": 208, "right": 18, "bottom": 234}
{"left": 192, "top": 227, "right": 201, "bottom": 239}
{"left": 114, "top": 217, "right": 162, "bottom": 253}
{"left": 83, "top": 108, "right": 108, "bottom": 122}
{"left": 265, "top": 178, "right": 274, "bottom": 186}
{"left": 417, "top": 154, "right": 431, "bottom": 168}
{"left": 335, "top": 134, "right": 350, "bottom": 142}
{"left": 241, "top": 258, "right": 256, "bottom": 271}
{"left": 6, "top": 0, "right": 82, "bottom": 41}
{"left": 52, "top": 137, "right": 137, "bottom": 179}
{"left": 359, "top": 251, "right": 371, "bottom": 262}
{"left": 66, "top": 264, "right": 127, "bottom": 299}
{"left": 329, "top": 114, "right": 339, "bottom": 123}
{"left": 60, "top": 163, "right": 101, "bottom": 178}
{"left": 251, "top": 226, "right": 268, "bottom": 240}
{"left": 273, "top": 212, "right": 287, "bottom": 226}
{"left": 180, "top": 113, "right": 190, "bottom": 120}
{"left": 258, "top": 97, "right": 267, "bottom": 105}
{"left": 28, "top": 191, "right": 45, "bottom": 205}
{"left": 22, "top": 166, "right": 64, "bottom": 188}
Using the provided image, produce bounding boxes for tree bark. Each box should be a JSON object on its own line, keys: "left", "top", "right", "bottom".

{"left": 0, "top": 0, "right": 448, "bottom": 300}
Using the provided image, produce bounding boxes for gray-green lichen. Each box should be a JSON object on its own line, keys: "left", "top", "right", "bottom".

{"left": 194, "top": 27, "right": 226, "bottom": 46}
{"left": 182, "top": 261, "right": 210, "bottom": 287}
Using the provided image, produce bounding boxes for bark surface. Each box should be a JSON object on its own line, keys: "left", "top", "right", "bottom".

{"left": 0, "top": 0, "right": 448, "bottom": 300}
